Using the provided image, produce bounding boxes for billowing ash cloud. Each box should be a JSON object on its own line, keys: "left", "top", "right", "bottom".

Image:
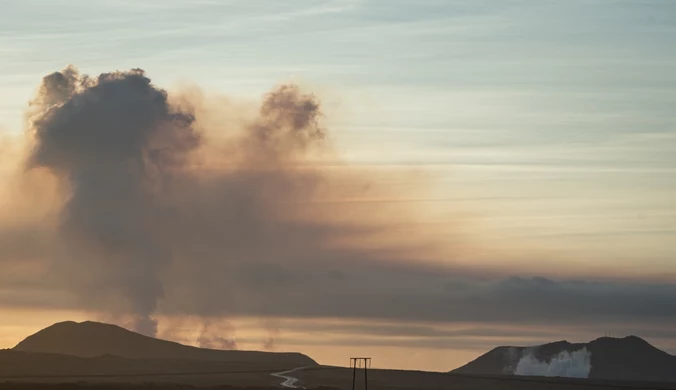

{"left": 26, "top": 66, "right": 200, "bottom": 336}
{"left": 514, "top": 348, "right": 591, "bottom": 378}
{"left": 3, "top": 66, "right": 676, "bottom": 346}
{"left": 13, "top": 65, "right": 438, "bottom": 339}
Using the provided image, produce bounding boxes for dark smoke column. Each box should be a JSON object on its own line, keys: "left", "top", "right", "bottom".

{"left": 26, "top": 66, "right": 200, "bottom": 336}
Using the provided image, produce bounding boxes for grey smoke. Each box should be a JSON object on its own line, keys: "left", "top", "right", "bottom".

{"left": 514, "top": 348, "right": 592, "bottom": 378}
{"left": 262, "top": 323, "right": 281, "bottom": 351}
{"left": 27, "top": 67, "right": 200, "bottom": 336}
{"left": 20, "top": 65, "right": 420, "bottom": 338}
{"left": 197, "top": 321, "right": 237, "bottom": 350}
{"left": 6, "top": 66, "right": 676, "bottom": 344}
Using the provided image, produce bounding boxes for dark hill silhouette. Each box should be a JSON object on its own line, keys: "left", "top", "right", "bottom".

{"left": 13, "top": 321, "right": 315, "bottom": 368}
{"left": 0, "top": 349, "right": 312, "bottom": 387}
{"left": 452, "top": 336, "right": 676, "bottom": 383}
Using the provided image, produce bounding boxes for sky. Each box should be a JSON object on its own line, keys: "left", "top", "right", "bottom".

{"left": 1, "top": 0, "right": 676, "bottom": 372}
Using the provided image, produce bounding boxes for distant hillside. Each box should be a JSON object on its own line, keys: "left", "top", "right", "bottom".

{"left": 13, "top": 321, "right": 315, "bottom": 368}
{"left": 453, "top": 336, "right": 676, "bottom": 383}
{"left": 0, "top": 349, "right": 314, "bottom": 387}
{"left": 0, "top": 349, "right": 250, "bottom": 378}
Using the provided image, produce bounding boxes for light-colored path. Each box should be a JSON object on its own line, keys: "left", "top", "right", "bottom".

{"left": 271, "top": 367, "right": 307, "bottom": 388}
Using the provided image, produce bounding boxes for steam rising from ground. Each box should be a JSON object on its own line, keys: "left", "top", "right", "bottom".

{"left": 197, "top": 320, "right": 237, "bottom": 350}
{"left": 514, "top": 348, "right": 592, "bottom": 378}
{"left": 0, "top": 66, "right": 449, "bottom": 343}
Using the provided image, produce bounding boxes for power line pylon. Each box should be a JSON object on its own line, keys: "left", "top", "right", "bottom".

{"left": 350, "top": 357, "right": 371, "bottom": 390}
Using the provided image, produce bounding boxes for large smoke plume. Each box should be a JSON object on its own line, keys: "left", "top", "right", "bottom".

{"left": 3, "top": 67, "right": 676, "bottom": 351}
{"left": 26, "top": 66, "right": 200, "bottom": 335}
{"left": 4, "top": 66, "right": 449, "bottom": 342}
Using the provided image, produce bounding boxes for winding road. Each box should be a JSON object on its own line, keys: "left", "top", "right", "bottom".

{"left": 271, "top": 367, "right": 306, "bottom": 388}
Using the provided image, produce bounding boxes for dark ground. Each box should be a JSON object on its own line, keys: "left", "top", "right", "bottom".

{"left": 5, "top": 369, "right": 676, "bottom": 390}
{"left": 295, "top": 366, "right": 676, "bottom": 390}
{"left": 0, "top": 385, "right": 337, "bottom": 390}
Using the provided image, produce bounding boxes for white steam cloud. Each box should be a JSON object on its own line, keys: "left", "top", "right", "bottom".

{"left": 514, "top": 348, "right": 592, "bottom": 378}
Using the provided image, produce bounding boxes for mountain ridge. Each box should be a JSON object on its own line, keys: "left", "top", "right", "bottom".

{"left": 13, "top": 320, "right": 316, "bottom": 367}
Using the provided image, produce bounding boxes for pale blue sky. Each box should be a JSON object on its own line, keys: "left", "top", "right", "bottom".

{"left": 4, "top": 0, "right": 674, "bottom": 274}
{"left": 1, "top": 0, "right": 676, "bottom": 369}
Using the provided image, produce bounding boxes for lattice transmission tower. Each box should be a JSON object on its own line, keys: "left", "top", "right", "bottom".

{"left": 350, "top": 357, "right": 371, "bottom": 390}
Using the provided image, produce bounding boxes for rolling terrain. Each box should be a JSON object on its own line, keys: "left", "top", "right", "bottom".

{"left": 15, "top": 321, "right": 315, "bottom": 367}
{"left": 3, "top": 321, "right": 315, "bottom": 387}
{"left": 5, "top": 323, "right": 676, "bottom": 389}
